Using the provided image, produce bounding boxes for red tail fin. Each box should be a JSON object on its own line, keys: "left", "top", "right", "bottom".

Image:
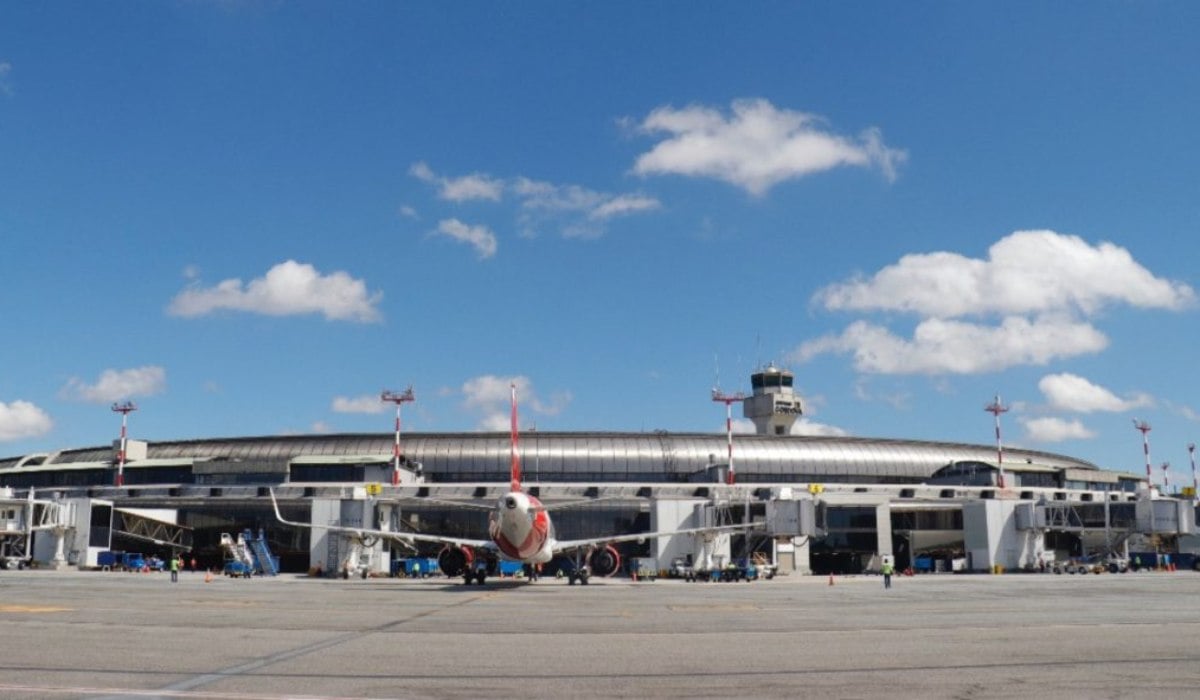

{"left": 510, "top": 383, "right": 521, "bottom": 492}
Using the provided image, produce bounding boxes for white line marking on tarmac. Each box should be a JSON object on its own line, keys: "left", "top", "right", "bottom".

{"left": 0, "top": 685, "right": 391, "bottom": 700}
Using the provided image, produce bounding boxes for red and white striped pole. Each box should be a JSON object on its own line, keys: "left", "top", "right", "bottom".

{"left": 111, "top": 401, "right": 137, "bottom": 487}
{"left": 381, "top": 387, "right": 415, "bottom": 486}
{"left": 984, "top": 395, "right": 1009, "bottom": 489}
{"left": 509, "top": 383, "right": 521, "bottom": 492}
{"left": 1161, "top": 462, "right": 1171, "bottom": 495}
{"left": 1133, "top": 419, "right": 1152, "bottom": 490}
{"left": 712, "top": 389, "right": 746, "bottom": 485}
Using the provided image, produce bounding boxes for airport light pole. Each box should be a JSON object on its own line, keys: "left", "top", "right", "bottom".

{"left": 1161, "top": 462, "right": 1171, "bottom": 495}
{"left": 381, "top": 387, "right": 415, "bottom": 486}
{"left": 111, "top": 401, "right": 137, "bottom": 487}
{"left": 1189, "top": 443, "right": 1197, "bottom": 503}
{"left": 984, "top": 395, "right": 1010, "bottom": 489}
{"left": 1133, "top": 419, "right": 1153, "bottom": 491}
{"left": 712, "top": 388, "right": 746, "bottom": 485}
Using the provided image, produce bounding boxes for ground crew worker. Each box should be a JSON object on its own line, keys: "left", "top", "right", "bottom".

{"left": 169, "top": 555, "right": 180, "bottom": 583}
{"left": 412, "top": 559, "right": 421, "bottom": 578}
{"left": 881, "top": 560, "right": 894, "bottom": 589}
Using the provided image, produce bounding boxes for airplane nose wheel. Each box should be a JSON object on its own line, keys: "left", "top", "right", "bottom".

{"left": 566, "top": 552, "right": 591, "bottom": 585}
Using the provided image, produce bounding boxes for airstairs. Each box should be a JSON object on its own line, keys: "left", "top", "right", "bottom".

{"left": 219, "top": 529, "right": 278, "bottom": 576}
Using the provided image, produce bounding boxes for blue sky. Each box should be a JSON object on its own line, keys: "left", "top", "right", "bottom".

{"left": 2, "top": 3, "right": 1199, "bottom": 485}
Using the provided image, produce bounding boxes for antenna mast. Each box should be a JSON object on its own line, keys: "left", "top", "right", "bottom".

{"left": 984, "top": 395, "right": 1009, "bottom": 489}
{"left": 111, "top": 401, "right": 137, "bottom": 487}
{"left": 1161, "top": 461, "right": 1171, "bottom": 495}
{"left": 1133, "top": 419, "right": 1153, "bottom": 490}
{"left": 381, "top": 387, "right": 415, "bottom": 486}
{"left": 712, "top": 385, "right": 746, "bottom": 486}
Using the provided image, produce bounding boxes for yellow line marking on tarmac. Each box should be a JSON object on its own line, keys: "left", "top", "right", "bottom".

{"left": 184, "top": 599, "right": 259, "bottom": 607}
{"left": 0, "top": 604, "right": 73, "bottom": 613}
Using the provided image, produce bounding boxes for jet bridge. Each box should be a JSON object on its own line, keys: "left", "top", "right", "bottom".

{"left": 112, "top": 508, "right": 193, "bottom": 553}
{"left": 1, "top": 489, "right": 79, "bottom": 569}
{"left": 970, "top": 496, "right": 1196, "bottom": 571}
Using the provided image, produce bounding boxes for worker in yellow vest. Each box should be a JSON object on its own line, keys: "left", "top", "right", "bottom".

{"left": 881, "top": 560, "right": 894, "bottom": 589}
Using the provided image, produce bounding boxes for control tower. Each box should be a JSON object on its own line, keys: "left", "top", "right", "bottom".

{"left": 742, "top": 364, "right": 804, "bottom": 435}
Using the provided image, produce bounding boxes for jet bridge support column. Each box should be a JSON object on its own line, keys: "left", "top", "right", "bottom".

{"left": 765, "top": 494, "right": 819, "bottom": 575}
{"left": 651, "top": 498, "right": 711, "bottom": 569}
{"left": 308, "top": 497, "right": 387, "bottom": 577}
{"left": 875, "top": 502, "right": 893, "bottom": 562}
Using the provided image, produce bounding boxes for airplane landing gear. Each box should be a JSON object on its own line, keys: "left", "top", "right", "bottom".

{"left": 566, "top": 549, "right": 592, "bottom": 585}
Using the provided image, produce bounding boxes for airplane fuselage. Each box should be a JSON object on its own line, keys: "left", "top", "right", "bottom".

{"left": 489, "top": 491, "right": 554, "bottom": 564}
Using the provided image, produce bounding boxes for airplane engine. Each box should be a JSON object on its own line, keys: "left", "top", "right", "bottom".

{"left": 588, "top": 545, "right": 621, "bottom": 577}
{"left": 437, "top": 545, "right": 474, "bottom": 577}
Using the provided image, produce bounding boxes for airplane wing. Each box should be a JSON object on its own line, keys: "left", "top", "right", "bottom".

{"left": 551, "top": 522, "right": 756, "bottom": 553}
{"left": 269, "top": 490, "right": 493, "bottom": 550}
{"left": 399, "top": 496, "right": 495, "bottom": 512}
{"left": 533, "top": 496, "right": 624, "bottom": 513}
{"left": 399, "top": 494, "right": 617, "bottom": 513}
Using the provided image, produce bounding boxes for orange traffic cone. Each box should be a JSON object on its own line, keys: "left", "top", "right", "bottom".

{"left": 204, "top": 569, "right": 213, "bottom": 583}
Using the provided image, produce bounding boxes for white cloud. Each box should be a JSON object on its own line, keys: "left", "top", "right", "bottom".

{"left": 0, "top": 400, "right": 52, "bottom": 441}
{"left": 443, "top": 174, "right": 504, "bottom": 202}
{"left": 1038, "top": 373, "right": 1153, "bottom": 413}
{"left": 792, "top": 317, "right": 1108, "bottom": 375}
{"left": 791, "top": 418, "right": 850, "bottom": 437}
{"left": 1163, "top": 400, "right": 1200, "bottom": 424}
{"left": 1021, "top": 416, "right": 1096, "bottom": 443}
{"left": 435, "top": 219, "right": 497, "bottom": 259}
{"left": 332, "top": 395, "right": 389, "bottom": 414}
{"left": 460, "top": 375, "right": 570, "bottom": 431}
{"left": 731, "top": 418, "right": 757, "bottom": 435}
{"left": 814, "top": 231, "right": 1195, "bottom": 319}
{"left": 733, "top": 416, "right": 847, "bottom": 437}
{"left": 513, "top": 177, "right": 661, "bottom": 238}
{"left": 514, "top": 178, "right": 605, "bottom": 213}
{"left": 408, "top": 163, "right": 659, "bottom": 240}
{"left": 398, "top": 205, "right": 418, "bottom": 219}
{"left": 589, "top": 194, "right": 661, "bottom": 220}
{"left": 409, "top": 161, "right": 504, "bottom": 202}
{"left": 796, "top": 231, "right": 1193, "bottom": 376}
{"left": 852, "top": 379, "right": 912, "bottom": 409}
{"left": 168, "top": 260, "right": 382, "bottom": 322}
{"left": 62, "top": 366, "right": 166, "bottom": 404}
{"left": 311, "top": 421, "right": 332, "bottom": 434}
{"left": 631, "top": 98, "right": 906, "bottom": 195}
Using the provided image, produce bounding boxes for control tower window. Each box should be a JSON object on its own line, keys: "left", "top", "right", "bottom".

{"left": 752, "top": 369, "right": 794, "bottom": 390}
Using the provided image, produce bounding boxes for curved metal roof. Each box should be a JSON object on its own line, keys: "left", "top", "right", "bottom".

{"left": 0, "top": 431, "right": 1098, "bottom": 482}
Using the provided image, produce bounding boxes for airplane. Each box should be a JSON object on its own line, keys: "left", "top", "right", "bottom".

{"left": 271, "top": 384, "right": 755, "bottom": 585}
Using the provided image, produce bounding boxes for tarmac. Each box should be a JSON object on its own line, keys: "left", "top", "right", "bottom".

{"left": 1, "top": 568, "right": 1199, "bottom": 699}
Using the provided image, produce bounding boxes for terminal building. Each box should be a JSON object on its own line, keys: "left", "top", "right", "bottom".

{"left": 0, "top": 365, "right": 1194, "bottom": 577}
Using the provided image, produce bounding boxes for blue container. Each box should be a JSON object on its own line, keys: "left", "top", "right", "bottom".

{"left": 497, "top": 561, "right": 523, "bottom": 576}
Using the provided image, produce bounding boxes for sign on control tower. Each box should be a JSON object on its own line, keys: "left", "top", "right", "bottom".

{"left": 742, "top": 364, "right": 804, "bottom": 435}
